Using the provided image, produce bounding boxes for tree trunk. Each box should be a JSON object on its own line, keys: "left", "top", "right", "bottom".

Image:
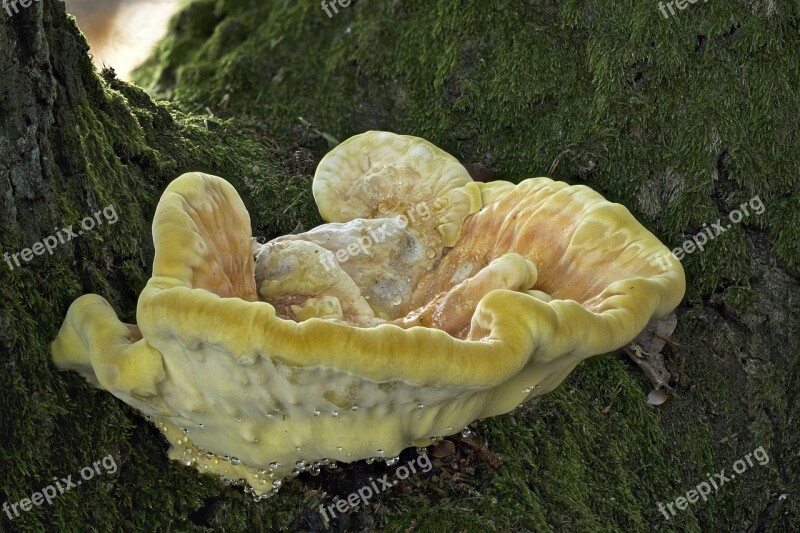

{"left": 1, "top": 1, "right": 798, "bottom": 532}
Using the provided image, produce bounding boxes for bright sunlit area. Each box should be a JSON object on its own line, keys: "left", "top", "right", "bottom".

{"left": 63, "top": 0, "right": 180, "bottom": 80}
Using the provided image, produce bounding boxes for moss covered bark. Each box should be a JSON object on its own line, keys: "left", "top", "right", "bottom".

{"left": 1, "top": 0, "right": 797, "bottom": 531}
{"left": 0, "top": 3, "right": 320, "bottom": 530}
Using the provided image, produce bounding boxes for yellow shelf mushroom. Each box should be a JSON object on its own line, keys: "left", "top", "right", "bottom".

{"left": 52, "top": 131, "right": 685, "bottom": 497}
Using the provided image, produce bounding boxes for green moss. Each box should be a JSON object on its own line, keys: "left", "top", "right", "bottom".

{"left": 3, "top": 0, "right": 797, "bottom": 530}
{"left": 135, "top": 0, "right": 800, "bottom": 302}
{"left": 0, "top": 12, "right": 321, "bottom": 530}
{"left": 133, "top": 14, "right": 800, "bottom": 527}
{"left": 477, "top": 357, "right": 690, "bottom": 531}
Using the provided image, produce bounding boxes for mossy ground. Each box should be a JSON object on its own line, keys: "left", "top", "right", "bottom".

{"left": 1, "top": 0, "right": 797, "bottom": 531}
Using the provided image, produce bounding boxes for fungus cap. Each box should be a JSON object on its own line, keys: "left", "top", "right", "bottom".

{"left": 52, "top": 133, "right": 685, "bottom": 496}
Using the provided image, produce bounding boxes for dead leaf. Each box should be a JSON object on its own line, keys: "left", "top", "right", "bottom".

{"left": 430, "top": 439, "right": 456, "bottom": 458}
{"left": 647, "top": 389, "right": 669, "bottom": 405}
{"left": 634, "top": 313, "right": 678, "bottom": 354}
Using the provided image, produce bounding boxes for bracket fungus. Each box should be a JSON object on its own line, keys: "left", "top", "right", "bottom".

{"left": 52, "top": 131, "right": 685, "bottom": 497}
